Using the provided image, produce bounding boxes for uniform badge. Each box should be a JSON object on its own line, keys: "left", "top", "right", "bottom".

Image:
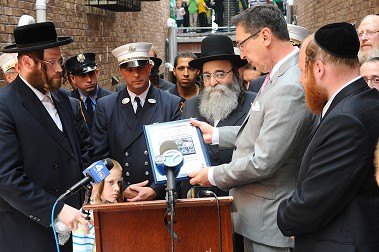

{"left": 77, "top": 54, "right": 86, "bottom": 63}
{"left": 148, "top": 99, "right": 156, "bottom": 104}
{"left": 128, "top": 45, "right": 136, "bottom": 52}
{"left": 122, "top": 98, "right": 130, "bottom": 104}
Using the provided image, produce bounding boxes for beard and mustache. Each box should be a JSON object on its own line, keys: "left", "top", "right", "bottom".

{"left": 27, "top": 62, "right": 62, "bottom": 94}
{"left": 303, "top": 65, "right": 329, "bottom": 115}
{"left": 358, "top": 47, "right": 379, "bottom": 64}
{"left": 198, "top": 75, "right": 243, "bottom": 124}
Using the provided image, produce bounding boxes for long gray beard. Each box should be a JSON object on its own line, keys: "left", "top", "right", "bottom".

{"left": 358, "top": 47, "right": 379, "bottom": 64}
{"left": 198, "top": 77, "right": 242, "bottom": 125}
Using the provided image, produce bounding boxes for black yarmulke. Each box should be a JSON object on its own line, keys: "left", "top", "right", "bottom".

{"left": 314, "top": 22, "right": 359, "bottom": 58}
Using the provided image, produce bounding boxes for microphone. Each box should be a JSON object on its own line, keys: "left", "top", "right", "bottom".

{"left": 57, "top": 158, "right": 114, "bottom": 202}
{"left": 187, "top": 186, "right": 216, "bottom": 198}
{"left": 154, "top": 140, "right": 184, "bottom": 191}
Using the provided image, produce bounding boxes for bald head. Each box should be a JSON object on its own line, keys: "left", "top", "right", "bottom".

{"left": 298, "top": 35, "right": 313, "bottom": 86}
{"left": 357, "top": 15, "right": 379, "bottom": 63}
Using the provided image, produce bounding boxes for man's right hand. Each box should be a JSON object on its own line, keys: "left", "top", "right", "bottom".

{"left": 190, "top": 117, "right": 214, "bottom": 144}
{"left": 57, "top": 204, "right": 90, "bottom": 233}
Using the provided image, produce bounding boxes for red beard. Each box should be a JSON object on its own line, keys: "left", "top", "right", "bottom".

{"left": 303, "top": 68, "right": 329, "bottom": 114}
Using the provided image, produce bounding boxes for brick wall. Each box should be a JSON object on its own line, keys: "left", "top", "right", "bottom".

{"left": 293, "top": 0, "right": 379, "bottom": 33}
{"left": 0, "top": 0, "right": 170, "bottom": 90}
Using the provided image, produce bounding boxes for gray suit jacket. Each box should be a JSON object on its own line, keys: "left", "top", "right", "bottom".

{"left": 214, "top": 50, "right": 314, "bottom": 247}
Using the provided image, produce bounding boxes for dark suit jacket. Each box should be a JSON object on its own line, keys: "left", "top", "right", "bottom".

{"left": 0, "top": 76, "right": 86, "bottom": 252}
{"left": 68, "top": 97, "right": 93, "bottom": 167}
{"left": 277, "top": 78, "right": 379, "bottom": 252}
{"left": 92, "top": 85, "right": 182, "bottom": 199}
{"left": 179, "top": 91, "right": 256, "bottom": 197}
{"left": 248, "top": 74, "right": 266, "bottom": 93}
{"left": 70, "top": 86, "right": 112, "bottom": 133}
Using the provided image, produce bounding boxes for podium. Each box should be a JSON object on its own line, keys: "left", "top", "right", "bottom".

{"left": 83, "top": 196, "right": 234, "bottom": 251}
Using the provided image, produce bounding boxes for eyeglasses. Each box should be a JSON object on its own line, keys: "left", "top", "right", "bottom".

{"left": 363, "top": 76, "right": 379, "bottom": 85}
{"left": 201, "top": 69, "right": 233, "bottom": 82}
{"left": 236, "top": 29, "right": 261, "bottom": 51}
{"left": 29, "top": 55, "right": 64, "bottom": 68}
{"left": 358, "top": 30, "right": 379, "bottom": 38}
{"left": 39, "top": 57, "right": 64, "bottom": 67}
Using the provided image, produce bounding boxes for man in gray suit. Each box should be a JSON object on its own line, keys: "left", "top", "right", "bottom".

{"left": 189, "top": 4, "right": 314, "bottom": 252}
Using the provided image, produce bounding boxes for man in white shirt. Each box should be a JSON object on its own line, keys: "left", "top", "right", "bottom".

{"left": 0, "top": 21, "right": 90, "bottom": 252}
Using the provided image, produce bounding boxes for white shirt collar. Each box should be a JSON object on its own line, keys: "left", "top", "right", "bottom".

{"left": 270, "top": 47, "right": 299, "bottom": 78}
{"left": 321, "top": 76, "right": 362, "bottom": 118}
{"left": 127, "top": 82, "right": 151, "bottom": 106}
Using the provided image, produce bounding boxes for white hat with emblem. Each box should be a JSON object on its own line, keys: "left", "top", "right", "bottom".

{"left": 112, "top": 42, "right": 152, "bottom": 69}
{"left": 287, "top": 24, "right": 310, "bottom": 46}
{"left": 0, "top": 53, "right": 18, "bottom": 73}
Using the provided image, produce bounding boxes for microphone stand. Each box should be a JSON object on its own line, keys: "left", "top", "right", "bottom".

{"left": 166, "top": 167, "right": 177, "bottom": 252}
{"left": 82, "top": 183, "right": 93, "bottom": 221}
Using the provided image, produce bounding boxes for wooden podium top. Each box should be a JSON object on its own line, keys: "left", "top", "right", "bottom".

{"left": 82, "top": 196, "right": 234, "bottom": 251}
{"left": 83, "top": 196, "right": 233, "bottom": 212}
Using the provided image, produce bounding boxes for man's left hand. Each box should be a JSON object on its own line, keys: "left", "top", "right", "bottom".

{"left": 126, "top": 181, "right": 157, "bottom": 202}
{"left": 188, "top": 168, "right": 212, "bottom": 186}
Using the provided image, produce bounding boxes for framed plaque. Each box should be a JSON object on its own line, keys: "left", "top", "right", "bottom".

{"left": 143, "top": 119, "right": 211, "bottom": 184}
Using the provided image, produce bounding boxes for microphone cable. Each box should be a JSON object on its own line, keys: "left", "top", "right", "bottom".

{"left": 51, "top": 200, "right": 61, "bottom": 252}
{"left": 198, "top": 190, "right": 222, "bottom": 252}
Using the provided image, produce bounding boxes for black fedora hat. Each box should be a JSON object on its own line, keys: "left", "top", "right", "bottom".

{"left": 189, "top": 35, "right": 247, "bottom": 70}
{"left": 2, "top": 22, "right": 73, "bottom": 53}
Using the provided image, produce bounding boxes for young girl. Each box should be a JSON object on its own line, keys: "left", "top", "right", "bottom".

{"left": 175, "top": 0, "right": 186, "bottom": 33}
{"left": 72, "top": 159, "right": 123, "bottom": 252}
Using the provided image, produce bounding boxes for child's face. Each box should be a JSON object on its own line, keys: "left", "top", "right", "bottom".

{"left": 176, "top": 1, "right": 182, "bottom": 8}
{"left": 101, "top": 168, "right": 122, "bottom": 203}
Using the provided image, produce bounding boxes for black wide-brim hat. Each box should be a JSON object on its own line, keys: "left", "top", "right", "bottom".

{"left": 189, "top": 35, "right": 247, "bottom": 70}
{"left": 2, "top": 22, "right": 73, "bottom": 53}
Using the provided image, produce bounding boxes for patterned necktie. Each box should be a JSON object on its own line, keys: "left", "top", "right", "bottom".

{"left": 85, "top": 98, "right": 94, "bottom": 121}
{"left": 135, "top": 96, "right": 142, "bottom": 118}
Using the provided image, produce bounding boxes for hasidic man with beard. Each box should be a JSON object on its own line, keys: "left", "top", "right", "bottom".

{"left": 357, "top": 14, "right": 379, "bottom": 64}
{"left": 188, "top": 4, "right": 315, "bottom": 252}
{"left": 277, "top": 23, "right": 379, "bottom": 252}
{"left": 179, "top": 35, "right": 256, "bottom": 199}
{"left": 0, "top": 22, "right": 91, "bottom": 252}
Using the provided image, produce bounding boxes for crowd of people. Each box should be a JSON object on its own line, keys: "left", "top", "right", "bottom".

{"left": 172, "top": 0, "right": 281, "bottom": 33}
{"left": 0, "top": 3, "right": 379, "bottom": 252}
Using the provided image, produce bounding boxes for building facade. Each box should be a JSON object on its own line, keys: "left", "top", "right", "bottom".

{"left": 0, "top": 0, "right": 170, "bottom": 89}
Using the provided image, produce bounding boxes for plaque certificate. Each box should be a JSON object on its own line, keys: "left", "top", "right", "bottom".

{"left": 143, "top": 119, "right": 211, "bottom": 184}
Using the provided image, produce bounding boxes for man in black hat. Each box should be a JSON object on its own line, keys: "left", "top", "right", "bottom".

{"left": 179, "top": 35, "right": 256, "bottom": 196}
{"left": 277, "top": 23, "right": 379, "bottom": 252}
{"left": 188, "top": 4, "right": 314, "bottom": 252}
{"left": 65, "top": 52, "right": 112, "bottom": 132}
{"left": 92, "top": 42, "right": 181, "bottom": 202}
{"left": 0, "top": 22, "right": 91, "bottom": 251}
